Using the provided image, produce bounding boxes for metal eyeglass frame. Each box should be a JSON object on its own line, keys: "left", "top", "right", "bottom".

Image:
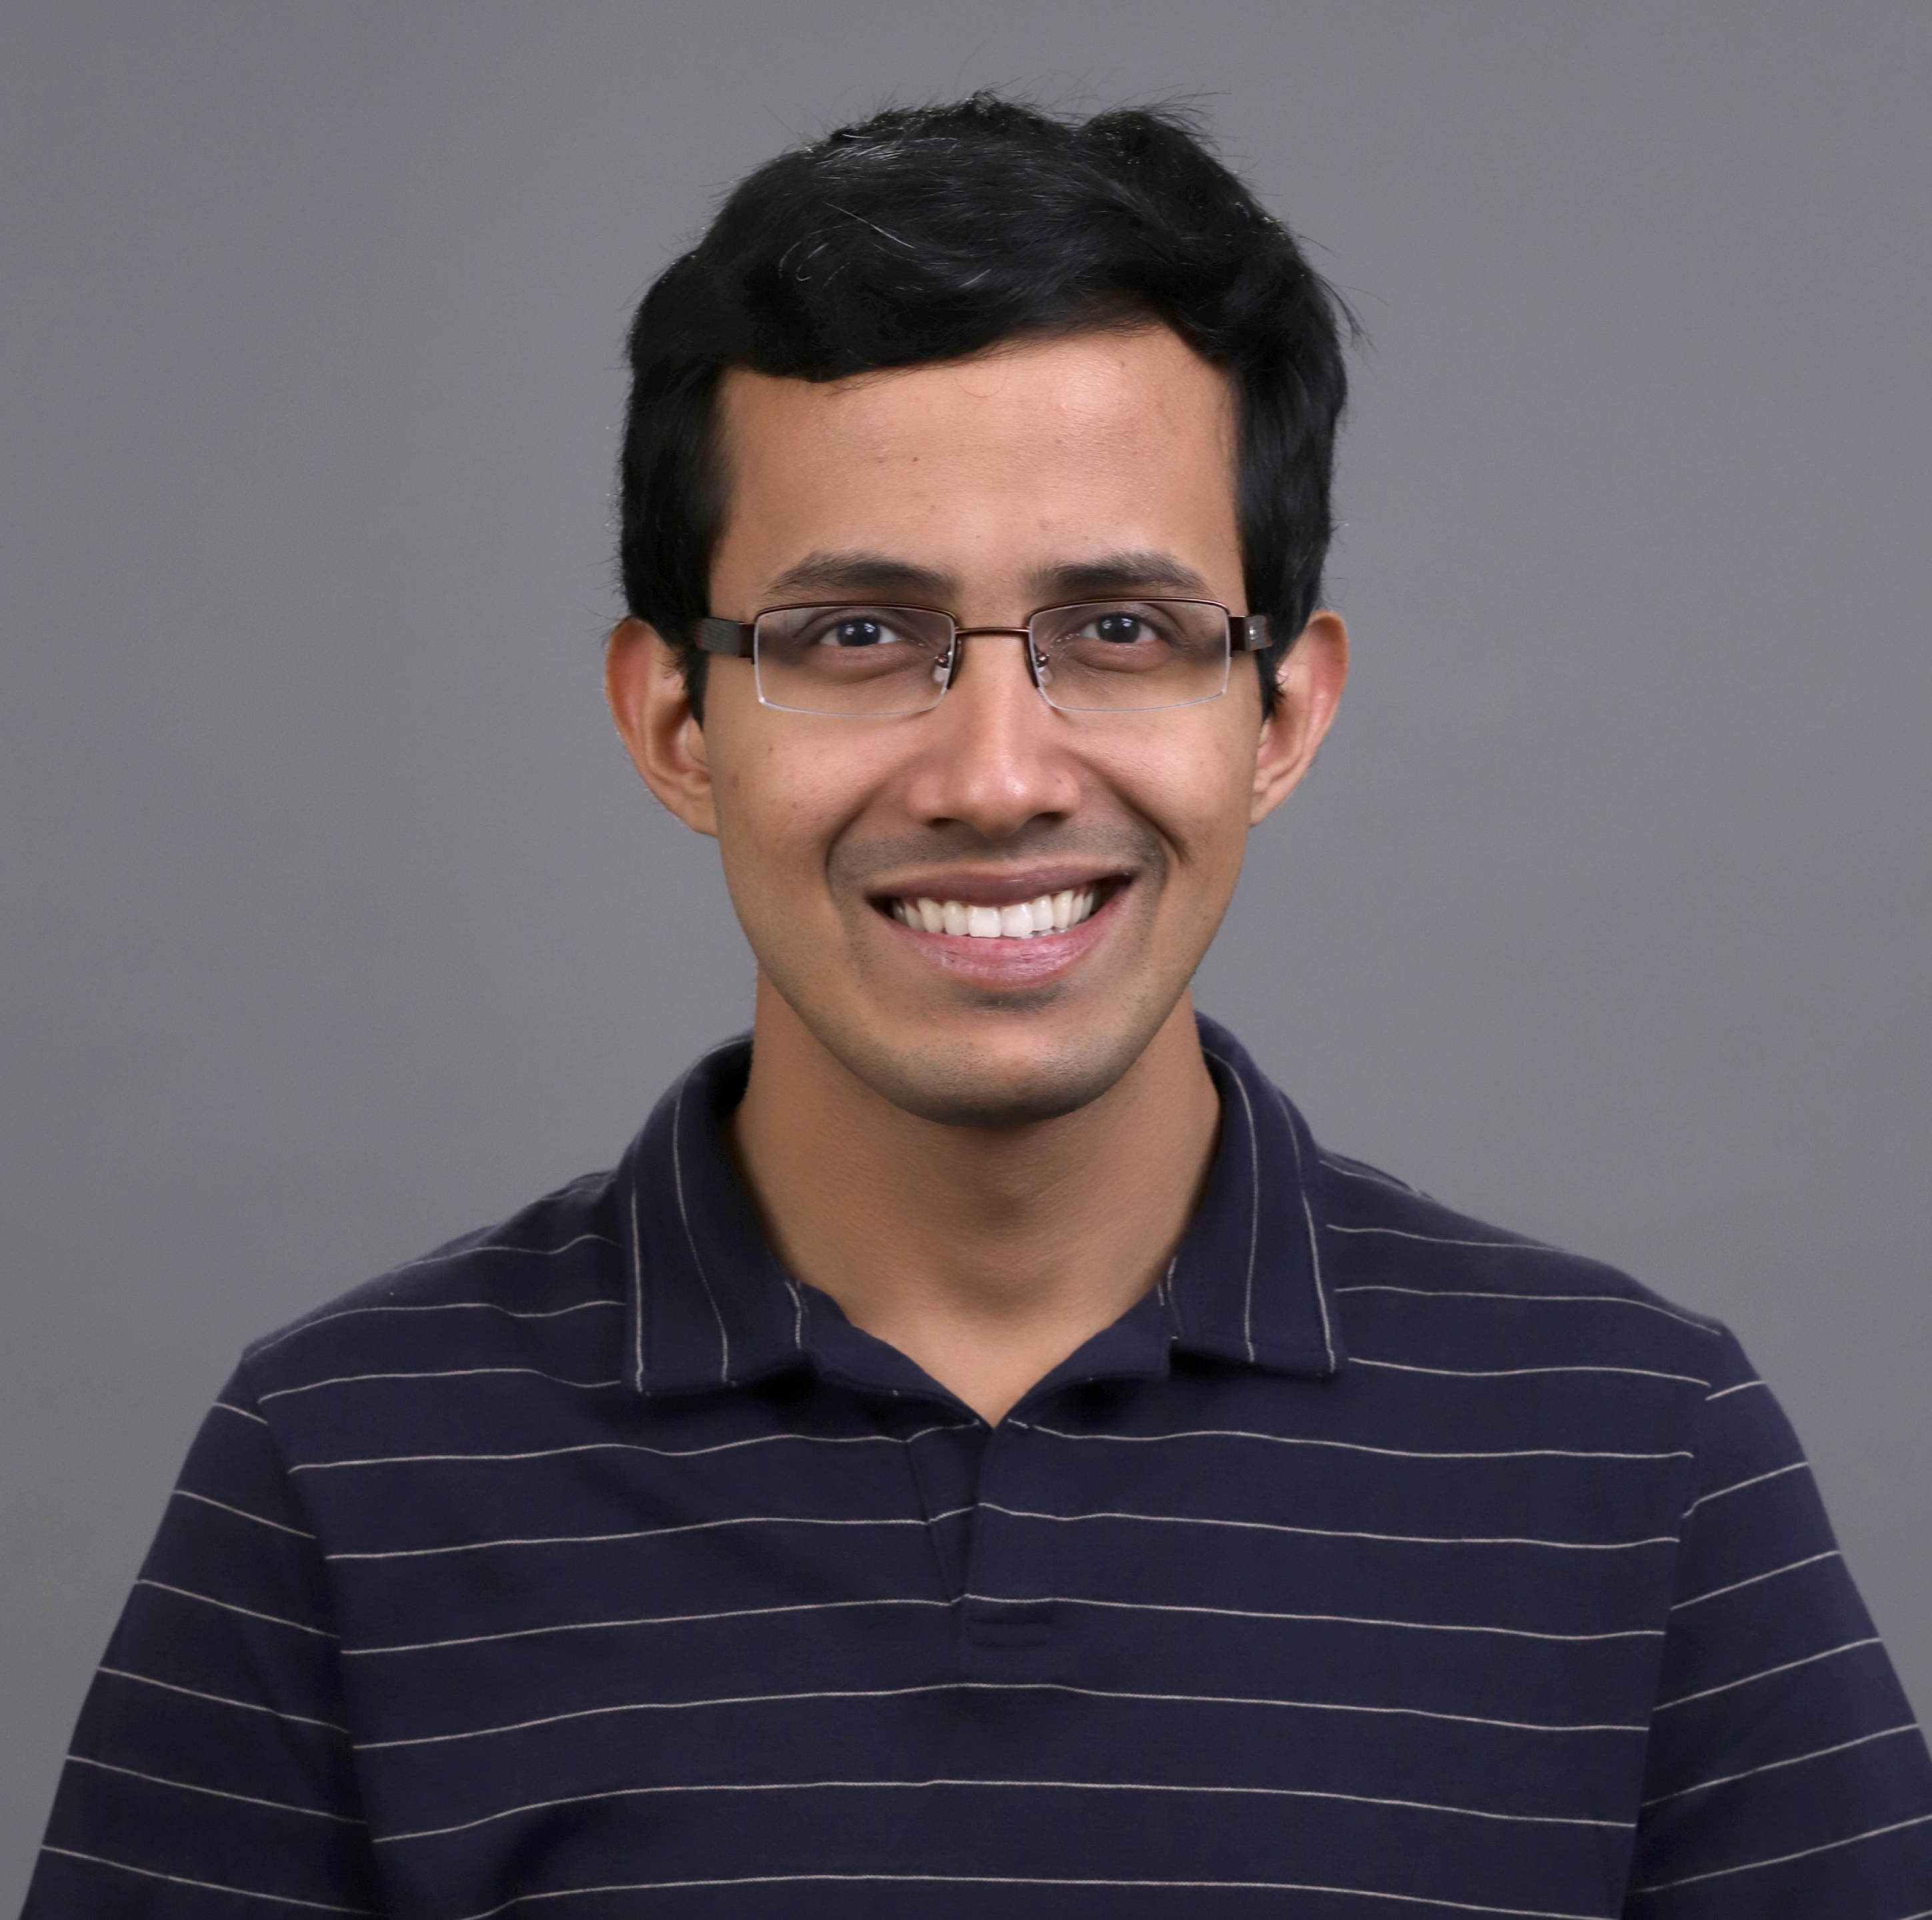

{"left": 694, "top": 600, "right": 1273, "bottom": 714}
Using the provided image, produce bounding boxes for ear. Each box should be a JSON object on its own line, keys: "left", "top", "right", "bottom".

{"left": 604, "top": 618, "right": 718, "bottom": 839}
{"left": 1250, "top": 610, "right": 1348, "bottom": 826}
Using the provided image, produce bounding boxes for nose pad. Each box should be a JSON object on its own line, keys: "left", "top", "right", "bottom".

{"left": 939, "top": 630, "right": 1051, "bottom": 702}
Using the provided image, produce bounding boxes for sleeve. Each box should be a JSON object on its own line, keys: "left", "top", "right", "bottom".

{"left": 1623, "top": 1330, "right": 1932, "bottom": 1915}
{"left": 22, "top": 1366, "right": 387, "bottom": 1918}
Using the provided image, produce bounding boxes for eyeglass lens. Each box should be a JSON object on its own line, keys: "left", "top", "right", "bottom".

{"left": 751, "top": 601, "right": 1236, "bottom": 715}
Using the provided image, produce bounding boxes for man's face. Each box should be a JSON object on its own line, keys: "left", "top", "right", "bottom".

{"left": 612, "top": 325, "right": 1344, "bottom": 1126}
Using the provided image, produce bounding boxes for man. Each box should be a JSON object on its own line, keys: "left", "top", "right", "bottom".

{"left": 26, "top": 95, "right": 1932, "bottom": 1918}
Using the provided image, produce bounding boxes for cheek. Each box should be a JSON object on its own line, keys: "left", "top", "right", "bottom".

{"left": 1106, "top": 730, "right": 1256, "bottom": 879}
{"left": 711, "top": 739, "right": 889, "bottom": 898}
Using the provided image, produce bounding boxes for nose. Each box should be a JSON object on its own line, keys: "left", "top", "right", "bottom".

{"left": 902, "top": 630, "right": 1081, "bottom": 839}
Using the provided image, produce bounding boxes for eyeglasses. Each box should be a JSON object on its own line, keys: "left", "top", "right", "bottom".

{"left": 696, "top": 600, "right": 1271, "bottom": 716}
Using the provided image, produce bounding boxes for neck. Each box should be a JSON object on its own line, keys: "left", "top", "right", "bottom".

{"left": 729, "top": 977, "right": 1221, "bottom": 1423}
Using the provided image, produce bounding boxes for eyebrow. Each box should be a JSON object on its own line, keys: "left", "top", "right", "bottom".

{"left": 1031, "top": 550, "right": 1218, "bottom": 602}
{"left": 763, "top": 552, "right": 955, "bottom": 602}
{"left": 760, "top": 548, "right": 1218, "bottom": 607}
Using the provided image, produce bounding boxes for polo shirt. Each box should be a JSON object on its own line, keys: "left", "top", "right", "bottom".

{"left": 27, "top": 1017, "right": 1932, "bottom": 1919}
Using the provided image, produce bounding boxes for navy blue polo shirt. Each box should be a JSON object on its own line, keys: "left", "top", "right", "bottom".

{"left": 27, "top": 1017, "right": 1932, "bottom": 1917}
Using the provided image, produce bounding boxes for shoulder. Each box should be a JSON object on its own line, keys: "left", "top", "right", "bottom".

{"left": 1314, "top": 1144, "right": 1736, "bottom": 1388}
{"left": 233, "top": 1165, "right": 628, "bottom": 1400}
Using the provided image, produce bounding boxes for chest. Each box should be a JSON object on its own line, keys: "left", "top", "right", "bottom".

{"left": 324, "top": 1384, "right": 1684, "bottom": 1916}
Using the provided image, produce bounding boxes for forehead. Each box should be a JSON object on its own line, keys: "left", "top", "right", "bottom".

{"left": 710, "top": 326, "right": 1242, "bottom": 602}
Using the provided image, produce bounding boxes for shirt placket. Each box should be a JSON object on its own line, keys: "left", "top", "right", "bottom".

{"left": 959, "top": 1419, "right": 1059, "bottom": 1647}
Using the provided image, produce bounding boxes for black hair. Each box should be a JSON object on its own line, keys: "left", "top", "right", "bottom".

{"left": 618, "top": 94, "right": 1351, "bottom": 715}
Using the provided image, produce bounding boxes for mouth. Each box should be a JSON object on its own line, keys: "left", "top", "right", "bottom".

{"left": 881, "top": 883, "right": 1107, "bottom": 940}
{"left": 865, "top": 871, "right": 1130, "bottom": 988}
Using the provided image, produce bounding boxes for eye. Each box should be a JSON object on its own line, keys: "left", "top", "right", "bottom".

{"left": 1091, "top": 612, "right": 1148, "bottom": 645}
{"left": 817, "top": 615, "right": 897, "bottom": 648}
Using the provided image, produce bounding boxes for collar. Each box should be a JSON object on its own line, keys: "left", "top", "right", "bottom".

{"left": 616, "top": 1013, "right": 1344, "bottom": 1399}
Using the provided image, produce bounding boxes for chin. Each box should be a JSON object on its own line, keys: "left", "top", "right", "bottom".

{"left": 820, "top": 1013, "right": 1166, "bottom": 1131}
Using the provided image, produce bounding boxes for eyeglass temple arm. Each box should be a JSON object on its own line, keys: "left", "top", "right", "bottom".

{"left": 695, "top": 617, "right": 757, "bottom": 658}
{"left": 696, "top": 613, "right": 1270, "bottom": 656}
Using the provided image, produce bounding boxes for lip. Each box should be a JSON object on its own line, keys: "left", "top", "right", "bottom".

{"left": 865, "top": 865, "right": 1126, "bottom": 912}
{"left": 871, "top": 877, "right": 1129, "bottom": 988}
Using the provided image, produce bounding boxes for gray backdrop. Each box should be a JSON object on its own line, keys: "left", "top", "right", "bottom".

{"left": 3, "top": 0, "right": 1927, "bottom": 1892}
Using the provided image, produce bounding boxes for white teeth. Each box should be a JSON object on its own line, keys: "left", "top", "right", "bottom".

{"left": 891, "top": 887, "right": 1103, "bottom": 939}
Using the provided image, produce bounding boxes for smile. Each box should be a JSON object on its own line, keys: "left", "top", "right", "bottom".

{"left": 885, "top": 887, "right": 1101, "bottom": 939}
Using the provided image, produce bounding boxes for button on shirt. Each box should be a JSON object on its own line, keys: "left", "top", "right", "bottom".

{"left": 27, "top": 1019, "right": 1932, "bottom": 1917}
